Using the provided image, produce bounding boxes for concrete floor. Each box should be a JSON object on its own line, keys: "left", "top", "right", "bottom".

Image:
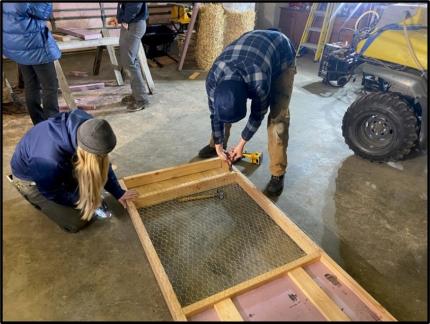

{"left": 2, "top": 50, "right": 427, "bottom": 321}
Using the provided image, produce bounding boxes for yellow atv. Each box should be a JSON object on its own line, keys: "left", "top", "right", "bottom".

{"left": 319, "top": 4, "right": 427, "bottom": 162}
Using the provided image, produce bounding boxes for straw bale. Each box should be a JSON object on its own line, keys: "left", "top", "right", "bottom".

{"left": 223, "top": 9, "right": 255, "bottom": 48}
{"left": 195, "top": 3, "right": 225, "bottom": 71}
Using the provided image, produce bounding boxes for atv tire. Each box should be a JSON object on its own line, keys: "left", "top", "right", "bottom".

{"left": 342, "top": 93, "right": 418, "bottom": 162}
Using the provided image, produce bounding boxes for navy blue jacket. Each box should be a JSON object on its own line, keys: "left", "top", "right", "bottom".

{"left": 116, "top": 2, "right": 148, "bottom": 24}
{"left": 2, "top": 2, "right": 61, "bottom": 65}
{"left": 11, "top": 110, "right": 125, "bottom": 207}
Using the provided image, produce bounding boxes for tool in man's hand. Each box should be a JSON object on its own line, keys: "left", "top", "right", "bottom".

{"left": 177, "top": 189, "right": 225, "bottom": 202}
{"left": 242, "top": 151, "right": 263, "bottom": 165}
{"left": 225, "top": 151, "right": 233, "bottom": 171}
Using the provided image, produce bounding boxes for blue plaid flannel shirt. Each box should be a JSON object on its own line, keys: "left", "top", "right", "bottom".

{"left": 206, "top": 30, "right": 296, "bottom": 145}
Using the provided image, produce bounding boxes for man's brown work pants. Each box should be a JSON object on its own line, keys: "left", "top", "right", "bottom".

{"left": 209, "top": 65, "right": 296, "bottom": 176}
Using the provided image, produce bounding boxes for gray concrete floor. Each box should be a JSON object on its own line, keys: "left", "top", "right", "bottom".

{"left": 2, "top": 50, "right": 427, "bottom": 321}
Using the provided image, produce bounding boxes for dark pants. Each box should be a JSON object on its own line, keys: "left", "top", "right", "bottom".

{"left": 12, "top": 176, "right": 92, "bottom": 233}
{"left": 19, "top": 62, "right": 59, "bottom": 125}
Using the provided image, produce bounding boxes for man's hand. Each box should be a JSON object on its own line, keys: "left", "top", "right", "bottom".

{"left": 215, "top": 143, "right": 233, "bottom": 167}
{"left": 228, "top": 138, "right": 247, "bottom": 162}
{"left": 118, "top": 189, "right": 138, "bottom": 208}
{"left": 121, "top": 22, "right": 129, "bottom": 30}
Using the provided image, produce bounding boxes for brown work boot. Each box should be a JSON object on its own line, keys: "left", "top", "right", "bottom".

{"left": 3, "top": 96, "right": 27, "bottom": 115}
{"left": 121, "top": 95, "right": 134, "bottom": 105}
{"left": 126, "top": 98, "right": 149, "bottom": 112}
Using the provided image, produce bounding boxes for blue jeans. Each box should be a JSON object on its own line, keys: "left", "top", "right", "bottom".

{"left": 119, "top": 20, "right": 149, "bottom": 102}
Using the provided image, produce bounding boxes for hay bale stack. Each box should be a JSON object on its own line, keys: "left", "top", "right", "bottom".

{"left": 223, "top": 9, "right": 255, "bottom": 48}
{"left": 195, "top": 3, "right": 225, "bottom": 71}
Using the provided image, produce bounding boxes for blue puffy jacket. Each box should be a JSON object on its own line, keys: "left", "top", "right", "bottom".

{"left": 2, "top": 2, "right": 61, "bottom": 65}
{"left": 11, "top": 110, "right": 125, "bottom": 207}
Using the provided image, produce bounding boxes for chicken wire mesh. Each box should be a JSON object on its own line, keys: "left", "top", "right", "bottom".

{"left": 138, "top": 183, "right": 306, "bottom": 307}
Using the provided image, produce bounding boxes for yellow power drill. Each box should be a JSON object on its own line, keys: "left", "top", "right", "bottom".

{"left": 242, "top": 151, "right": 263, "bottom": 165}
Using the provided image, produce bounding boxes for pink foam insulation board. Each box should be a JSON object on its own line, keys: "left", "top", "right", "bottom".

{"left": 232, "top": 275, "right": 326, "bottom": 321}
{"left": 189, "top": 308, "right": 220, "bottom": 321}
{"left": 304, "top": 262, "right": 382, "bottom": 321}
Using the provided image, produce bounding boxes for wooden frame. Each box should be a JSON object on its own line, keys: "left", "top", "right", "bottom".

{"left": 120, "top": 158, "right": 396, "bottom": 321}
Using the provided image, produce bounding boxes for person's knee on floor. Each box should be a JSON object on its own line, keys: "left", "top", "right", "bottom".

{"left": 10, "top": 110, "right": 139, "bottom": 234}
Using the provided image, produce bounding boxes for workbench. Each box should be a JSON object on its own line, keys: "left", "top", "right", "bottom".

{"left": 51, "top": 2, "right": 155, "bottom": 109}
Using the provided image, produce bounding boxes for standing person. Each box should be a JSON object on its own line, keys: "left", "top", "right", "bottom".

{"left": 198, "top": 29, "right": 297, "bottom": 196}
{"left": 2, "top": 2, "right": 61, "bottom": 125}
{"left": 116, "top": 2, "right": 150, "bottom": 112}
{"left": 10, "top": 109, "right": 138, "bottom": 233}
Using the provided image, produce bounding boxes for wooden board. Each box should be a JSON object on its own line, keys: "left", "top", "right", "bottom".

{"left": 52, "top": 33, "right": 72, "bottom": 42}
{"left": 121, "top": 158, "right": 396, "bottom": 321}
{"left": 68, "top": 82, "right": 105, "bottom": 92}
{"left": 56, "top": 27, "right": 102, "bottom": 40}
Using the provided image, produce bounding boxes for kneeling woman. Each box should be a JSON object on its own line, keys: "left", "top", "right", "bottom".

{"left": 10, "top": 109, "right": 138, "bottom": 233}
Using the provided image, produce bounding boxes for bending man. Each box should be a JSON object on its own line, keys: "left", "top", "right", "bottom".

{"left": 198, "top": 29, "right": 296, "bottom": 196}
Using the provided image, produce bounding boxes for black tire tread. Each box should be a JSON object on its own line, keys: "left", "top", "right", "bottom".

{"left": 342, "top": 92, "right": 418, "bottom": 162}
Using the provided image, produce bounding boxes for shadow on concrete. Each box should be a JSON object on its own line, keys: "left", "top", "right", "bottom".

{"left": 320, "top": 154, "right": 427, "bottom": 321}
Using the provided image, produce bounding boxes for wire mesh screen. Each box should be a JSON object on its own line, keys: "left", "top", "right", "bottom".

{"left": 138, "top": 183, "right": 306, "bottom": 307}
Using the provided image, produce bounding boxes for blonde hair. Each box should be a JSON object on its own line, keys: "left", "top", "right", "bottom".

{"left": 74, "top": 147, "right": 110, "bottom": 221}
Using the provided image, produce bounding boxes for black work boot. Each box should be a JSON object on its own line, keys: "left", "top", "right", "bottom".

{"left": 198, "top": 145, "right": 217, "bottom": 158}
{"left": 266, "top": 175, "right": 285, "bottom": 196}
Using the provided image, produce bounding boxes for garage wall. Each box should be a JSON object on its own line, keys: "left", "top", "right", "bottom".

{"left": 255, "top": 3, "right": 283, "bottom": 29}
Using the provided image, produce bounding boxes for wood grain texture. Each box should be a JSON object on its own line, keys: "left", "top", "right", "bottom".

{"left": 214, "top": 299, "right": 243, "bottom": 321}
{"left": 102, "top": 29, "right": 124, "bottom": 86}
{"left": 123, "top": 158, "right": 223, "bottom": 189}
{"left": 54, "top": 60, "right": 77, "bottom": 109}
{"left": 118, "top": 179, "right": 187, "bottom": 321}
{"left": 134, "top": 171, "right": 235, "bottom": 208}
